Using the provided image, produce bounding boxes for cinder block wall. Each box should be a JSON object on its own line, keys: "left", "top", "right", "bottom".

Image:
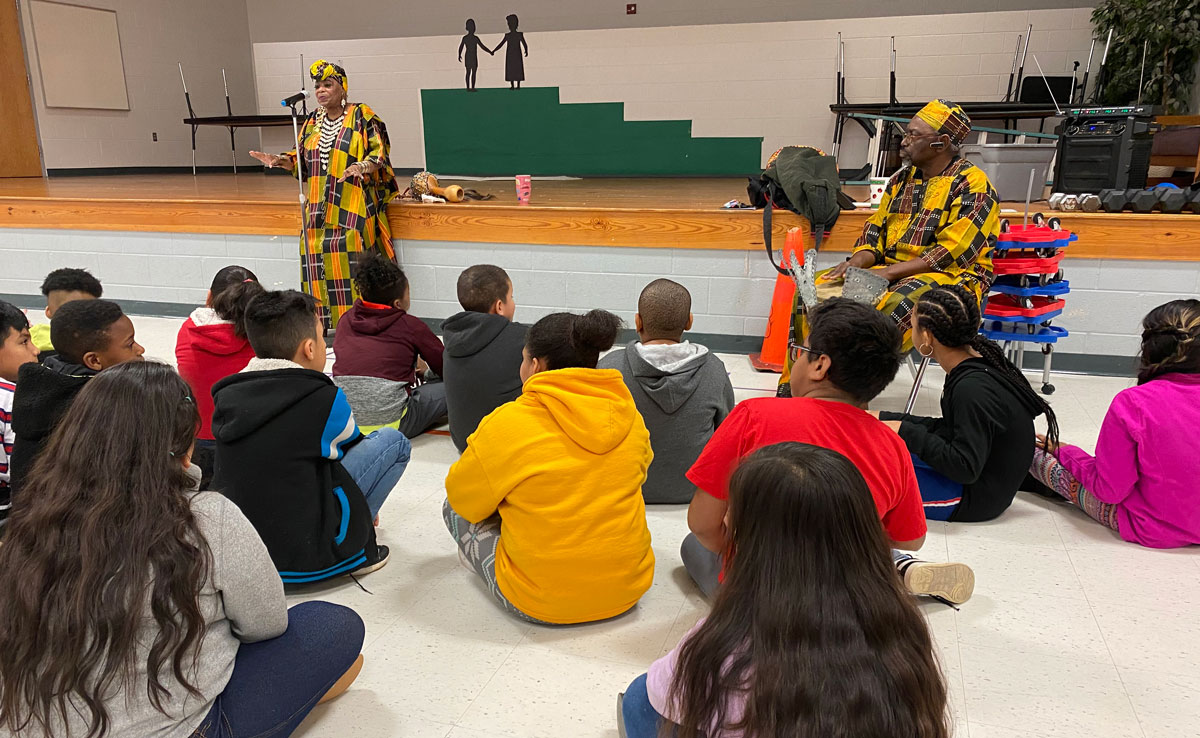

{"left": 4, "top": 228, "right": 1196, "bottom": 364}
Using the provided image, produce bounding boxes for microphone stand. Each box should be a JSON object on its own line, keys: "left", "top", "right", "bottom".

{"left": 287, "top": 101, "right": 311, "bottom": 267}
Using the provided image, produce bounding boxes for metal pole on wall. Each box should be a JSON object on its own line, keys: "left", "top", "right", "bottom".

{"left": 179, "top": 63, "right": 196, "bottom": 176}
{"left": 222, "top": 68, "right": 236, "bottom": 175}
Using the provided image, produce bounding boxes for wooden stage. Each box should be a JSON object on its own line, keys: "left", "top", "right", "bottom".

{"left": 1, "top": 174, "right": 1198, "bottom": 261}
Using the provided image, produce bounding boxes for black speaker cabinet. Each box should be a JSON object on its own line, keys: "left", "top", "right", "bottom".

{"left": 1053, "top": 105, "right": 1158, "bottom": 194}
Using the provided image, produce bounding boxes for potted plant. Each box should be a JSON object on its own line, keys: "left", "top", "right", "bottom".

{"left": 1091, "top": 0, "right": 1200, "bottom": 114}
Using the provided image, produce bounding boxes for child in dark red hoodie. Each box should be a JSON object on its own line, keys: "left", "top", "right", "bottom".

{"left": 333, "top": 254, "right": 447, "bottom": 437}
{"left": 176, "top": 266, "right": 264, "bottom": 483}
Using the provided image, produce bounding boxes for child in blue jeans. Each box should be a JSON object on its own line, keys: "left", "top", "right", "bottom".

{"left": 213, "top": 290, "right": 411, "bottom": 583}
{"left": 876, "top": 284, "right": 1058, "bottom": 522}
{"left": 0, "top": 361, "right": 366, "bottom": 738}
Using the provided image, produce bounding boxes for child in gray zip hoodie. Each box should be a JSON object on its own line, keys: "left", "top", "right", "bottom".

{"left": 599, "top": 279, "right": 734, "bottom": 504}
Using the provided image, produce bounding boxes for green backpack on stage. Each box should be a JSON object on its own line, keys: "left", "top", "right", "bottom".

{"left": 747, "top": 145, "right": 853, "bottom": 276}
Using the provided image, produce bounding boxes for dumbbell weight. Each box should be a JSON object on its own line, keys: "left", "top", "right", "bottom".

{"left": 1078, "top": 193, "right": 1101, "bottom": 212}
{"left": 1130, "top": 188, "right": 1164, "bottom": 213}
{"left": 1049, "top": 192, "right": 1067, "bottom": 210}
{"left": 1185, "top": 188, "right": 1200, "bottom": 214}
{"left": 1159, "top": 187, "right": 1189, "bottom": 214}
{"left": 1099, "top": 188, "right": 1133, "bottom": 212}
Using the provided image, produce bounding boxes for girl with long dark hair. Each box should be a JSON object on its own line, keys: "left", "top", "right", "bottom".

{"left": 621, "top": 442, "right": 949, "bottom": 738}
{"left": 0, "top": 361, "right": 365, "bottom": 738}
{"left": 877, "top": 283, "right": 1059, "bottom": 521}
{"left": 1030, "top": 299, "right": 1200, "bottom": 547}
{"left": 444, "top": 310, "right": 655, "bottom": 624}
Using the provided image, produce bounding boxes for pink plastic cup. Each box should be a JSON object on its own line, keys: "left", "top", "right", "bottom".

{"left": 515, "top": 175, "right": 531, "bottom": 205}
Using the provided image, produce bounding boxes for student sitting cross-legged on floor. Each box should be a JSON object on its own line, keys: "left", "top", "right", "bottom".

{"left": 10, "top": 299, "right": 144, "bottom": 494}
{"left": 28, "top": 267, "right": 104, "bottom": 357}
{"left": 442, "top": 264, "right": 528, "bottom": 453}
{"left": 875, "top": 283, "right": 1060, "bottom": 522}
{"left": 683, "top": 298, "right": 975, "bottom": 605}
{"left": 0, "top": 301, "right": 41, "bottom": 531}
{"left": 332, "top": 253, "right": 448, "bottom": 438}
{"left": 598, "top": 278, "right": 734, "bottom": 504}
{"left": 0, "top": 362, "right": 366, "bottom": 738}
{"left": 443, "top": 309, "right": 655, "bottom": 625}
{"left": 1028, "top": 298, "right": 1200, "bottom": 548}
{"left": 212, "top": 290, "right": 410, "bottom": 583}
{"left": 176, "top": 265, "right": 265, "bottom": 487}
{"left": 620, "top": 443, "right": 949, "bottom": 738}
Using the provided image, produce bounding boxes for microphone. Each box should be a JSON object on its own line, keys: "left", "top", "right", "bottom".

{"left": 929, "top": 141, "right": 946, "bottom": 150}
{"left": 280, "top": 90, "right": 308, "bottom": 107}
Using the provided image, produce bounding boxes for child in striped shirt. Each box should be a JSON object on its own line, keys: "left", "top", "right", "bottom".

{"left": 0, "top": 301, "right": 42, "bottom": 528}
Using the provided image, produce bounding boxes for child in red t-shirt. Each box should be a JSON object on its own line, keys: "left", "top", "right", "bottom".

{"left": 684, "top": 298, "right": 975, "bottom": 605}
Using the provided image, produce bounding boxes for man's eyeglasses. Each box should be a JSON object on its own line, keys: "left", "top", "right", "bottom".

{"left": 788, "top": 342, "right": 823, "bottom": 362}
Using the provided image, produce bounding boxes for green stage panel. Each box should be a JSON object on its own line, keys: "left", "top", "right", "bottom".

{"left": 421, "top": 87, "right": 761, "bottom": 176}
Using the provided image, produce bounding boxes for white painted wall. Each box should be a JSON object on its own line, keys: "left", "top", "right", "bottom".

{"left": 18, "top": 0, "right": 260, "bottom": 170}
{"left": 253, "top": 7, "right": 1097, "bottom": 170}
{"left": 244, "top": 0, "right": 1097, "bottom": 43}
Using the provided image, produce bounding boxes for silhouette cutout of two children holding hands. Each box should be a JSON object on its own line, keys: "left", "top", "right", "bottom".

{"left": 459, "top": 15, "right": 528, "bottom": 91}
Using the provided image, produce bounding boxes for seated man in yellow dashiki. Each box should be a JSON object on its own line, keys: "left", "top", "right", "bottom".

{"left": 784, "top": 99, "right": 1000, "bottom": 387}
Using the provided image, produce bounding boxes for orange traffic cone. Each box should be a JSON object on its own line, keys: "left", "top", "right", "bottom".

{"left": 749, "top": 228, "right": 805, "bottom": 372}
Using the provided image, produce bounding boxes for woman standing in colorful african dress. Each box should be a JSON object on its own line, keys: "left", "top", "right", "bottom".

{"left": 251, "top": 60, "right": 399, "bottom": 328}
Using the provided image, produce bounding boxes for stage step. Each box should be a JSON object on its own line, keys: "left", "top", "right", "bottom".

{"left": 421, "top": 87, "right": 761, "bottom": 176}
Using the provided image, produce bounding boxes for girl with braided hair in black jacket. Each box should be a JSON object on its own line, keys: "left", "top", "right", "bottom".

{"left": 877, "top": 283, "right": 1059, "bottom": 522}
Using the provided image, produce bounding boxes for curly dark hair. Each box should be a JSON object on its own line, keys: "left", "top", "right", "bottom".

{"left": 1138, "top": 299, "right": 1200, "bottom": 385}
{"left": 49, "top": 299, "right": 126, "bottom": 366}
{"left": 807, "top": 298, "right": 903, "bottom": 403}
{"left": 353, "top": 253, "right": 408, "bottom": 306}
{"left": 914, "top": 283, "right": 1059, "bottom": 450}
{"left": 40, "top": 268, "right": 102, "bottom": 299}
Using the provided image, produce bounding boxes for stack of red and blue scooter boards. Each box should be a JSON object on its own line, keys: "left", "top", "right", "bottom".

{"left": 981, "top": 218, "right": 1076, "bottom": 394}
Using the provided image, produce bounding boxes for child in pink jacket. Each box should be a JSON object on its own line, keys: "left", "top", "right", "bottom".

{"left": 1030, "top": 299, "right": 1200, "bottom": 548}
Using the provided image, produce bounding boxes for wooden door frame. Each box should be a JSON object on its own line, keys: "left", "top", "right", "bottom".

{"left": 0, "top": 0, "right": 45, "bottom": 177}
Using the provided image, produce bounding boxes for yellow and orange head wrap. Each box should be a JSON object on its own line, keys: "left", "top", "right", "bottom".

{"left": 915, "top": 99, "right": 971, "bottom": 147}
{"left": 309, "top": 59, "right": 348, "bottom": 92}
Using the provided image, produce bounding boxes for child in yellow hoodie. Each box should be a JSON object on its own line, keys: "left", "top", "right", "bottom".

{"left": 444, "top": 309, "right": 655, "bottom": 624}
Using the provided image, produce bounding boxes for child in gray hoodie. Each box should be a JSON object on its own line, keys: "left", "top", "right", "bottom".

{"left": 442, "top": 265, "right": 528, "bottom": 452}
{"left": 599, "top": 279, "right": 734, "bottom": 504}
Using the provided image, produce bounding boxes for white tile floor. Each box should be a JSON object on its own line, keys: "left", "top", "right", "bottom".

{"left": 121, "top": 314, "right": 1200, "bottom": 738}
